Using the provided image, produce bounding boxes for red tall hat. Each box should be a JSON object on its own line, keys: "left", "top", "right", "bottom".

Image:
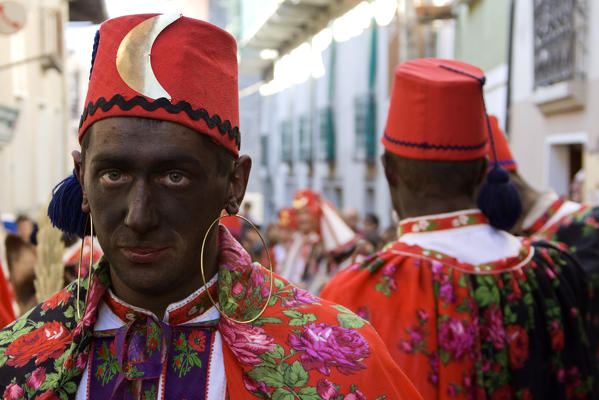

{"left": 278, "top": 208, "right": 297, "bottom": 229}
{"left": 292, "top": 190, "right": 322, "bottom": 218}
{"left": 487, "top": 115, "right": 517, "bottom": 171}
{"left": 80, "top": 14, "right": 240, "bottom": 156}
{"left": 382, "top": 58, "right": 488, "bottom": 161}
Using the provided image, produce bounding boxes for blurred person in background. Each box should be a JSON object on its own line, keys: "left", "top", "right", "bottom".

{"left": 268, "top": 208, "right": 296, "bottom": 273}
{"left": 62, "top": 234, "right": 103, "bottom": 285}
{"left": 279, "top": 190, "right": 358, "bottom": 294}
{"left": 342, "top": 207, "right": 361, "bottom": 234}
{"left": 363, "top": 213, "right": 383, "bottom": 251}
{"left": 322, "top": 59, "right": 595, "bottom": 399}
{"left": 16, "top": 215, "right": 35, "bottom": 245}
{"left": 4, "top": 234, "right": 37, "bottom": 315}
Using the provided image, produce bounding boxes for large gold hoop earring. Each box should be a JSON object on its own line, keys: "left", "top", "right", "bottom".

{"left": 76, "top": 214, "right": 94, "bottom": 321}
{"left": 200, "top": 214, "right": 274, "bottom": 324}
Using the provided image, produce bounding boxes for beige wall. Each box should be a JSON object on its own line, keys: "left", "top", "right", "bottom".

{"left": 0, "top": 0, "right": 70, "bottom": 217}
{"left": 509, "top": 0, "right": 599, "bottom": 203}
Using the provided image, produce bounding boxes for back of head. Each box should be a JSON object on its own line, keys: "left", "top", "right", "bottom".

{"left": 382, "top": 58, "right": 521, "bottom": 229}
{"left": 383, "top": 151, "right": 487, "bottom": 201}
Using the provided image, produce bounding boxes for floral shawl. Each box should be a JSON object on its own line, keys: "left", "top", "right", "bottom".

{"left": 321, "top": 237, "right": 595, "bottom": 399}
{"left": 0, "top": 227, "right": 421, "bottom": 400}
{"left": 531, "top": 205, "right": 599, "bottom": 384}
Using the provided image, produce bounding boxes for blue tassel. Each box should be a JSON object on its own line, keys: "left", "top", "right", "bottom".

{"left": 47, "top": 172, "right": 88, "bottom": 238}
{"left": 89, "top": 29, "right": 100, "bottom": 80}
{"left": 477, "top": 165, "right": 522, "bottom": 231}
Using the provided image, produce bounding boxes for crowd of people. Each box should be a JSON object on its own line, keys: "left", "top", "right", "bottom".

{"left": 0, "top": 12, "right": 598, "bottom": 399}
{"left": 0, "top": 214, "right": 103, "bottom": 327}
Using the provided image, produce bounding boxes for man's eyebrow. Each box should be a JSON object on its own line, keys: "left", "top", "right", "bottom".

{"left": 89, "top": 153, "right": 205, "bottom": 167}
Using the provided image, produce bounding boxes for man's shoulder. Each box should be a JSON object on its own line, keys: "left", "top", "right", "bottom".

{"left": 0, "top": 284, "right": 80, "bottom": 392}
{"left": 223, "top": 272, "right": 422, "bottom": 399}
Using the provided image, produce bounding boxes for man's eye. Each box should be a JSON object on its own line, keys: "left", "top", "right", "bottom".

{"left": 100, "top": 171, "right": 128, "bottom": 184}
{"left": 168, "top": 172, "right": 183, "bottom": 183}
{"left": 160, "top": 172, "right": 189, "bottom": 186}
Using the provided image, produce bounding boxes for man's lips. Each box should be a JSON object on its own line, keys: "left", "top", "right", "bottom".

{"left": 119, "top": 246, "right": 169, "bottom": 263}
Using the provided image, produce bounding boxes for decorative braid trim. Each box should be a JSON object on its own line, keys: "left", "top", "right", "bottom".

{"left": 79, "top": 94, "right": 241, "bottom": 150}
{"left": 383, "top": 132, "right": 487, "bottom": 151}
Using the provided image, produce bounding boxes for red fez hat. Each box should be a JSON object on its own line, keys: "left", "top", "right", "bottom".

{"left": 382, "top": 58, "right": 488, "bottom": 161}
{"left": 278, "top": 208, "right": 297, "bottom": 229}
{"left": 292, "top": 190, "right": 322, "bottom": 219}
{"left": 80, "top": 14, "right": 240, "bottom": 157}
{"left": 487, "top": 115, "right": 517, "bottom": 171}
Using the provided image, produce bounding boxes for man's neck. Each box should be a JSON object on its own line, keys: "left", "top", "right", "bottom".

{"left": 397, "top": 196, "right": 478, "bottom": 220}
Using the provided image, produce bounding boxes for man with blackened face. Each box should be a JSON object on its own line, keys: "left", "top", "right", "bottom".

{"left": 0, "top": 13, "right": 421, "bottom": 399}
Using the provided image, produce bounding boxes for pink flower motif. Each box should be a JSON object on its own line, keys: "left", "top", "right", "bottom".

{"left": 317, "top": 379, "right": 339, "bottom": 400}
{"left": 439, "top": 282, "right": 454, "bottom": 303}
{"left": 438, "top": 318, "right": 476, "bottom": 360}
{"left": 398, "top": 340, "right": 412, "bottom": 353}
{"left": 356, "top": 306, "right": 371, "bottom": 321}
{"left": 481, "top": 305, "right": 506, "bottom": 350}
{"left": 447, "top": 384, "right": 457, "bottom": 397}
{"left": 285, "top": 288, "right": 319, "bottom": 308}
{"left": 287, "top": 323, "right": 370, "bottom": 376}
{"left": 231, "top": 281, "right": 244, "bottom": 296}
{"left": 416, "top": 309, "right": 429, "bottom": 322}
{"left": 75, "top": 352, "right": 88, "bottom": 370}
{"left": 242, "top": 373, "right": 270, "bottom": 394}
{"left": 409, "top": 328, "right": 424, "bottom": 343}
{"left": 557, "top": 368, "right": 566, "bottom": 382}
{"left": 26, "top": 367, "right": 46, "bottom": 389}
{"left": 219, "top": 317, "right": 275, "bottom": 366}
{"left": 344, "top": 390, "right": 366, "bottom": 400}
{"left": 3, "top": 383, "right": 24, "bottom": 400}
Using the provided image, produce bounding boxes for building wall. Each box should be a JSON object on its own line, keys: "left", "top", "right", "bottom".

{"left": 454, "top": 0, "right": 510, "bottom": 72}
{"left": 509, "top": 0, "right": 599, "bottom": 202}
{"left": 258, "top": 24, "right": 396, "bottom": 228}
{"left": 0, "top": 0, "right": 70, "bottom": 217}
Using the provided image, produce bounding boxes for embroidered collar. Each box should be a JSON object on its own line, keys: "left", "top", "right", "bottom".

{"left": 398, "top": 209, "right": 487, "bottom": 236}
{"left": 104, "top": 275, "right": 219, "bottom": 327}
{"left": 523, "top": 197, "right": 566, "bottom": 236}
{"left": 389, "top": 239, "right": 534, "bottom": 274}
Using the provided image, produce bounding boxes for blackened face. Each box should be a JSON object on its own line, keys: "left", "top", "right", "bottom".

{"left": 78, "top": 117, "right": 240, "bottom": 300}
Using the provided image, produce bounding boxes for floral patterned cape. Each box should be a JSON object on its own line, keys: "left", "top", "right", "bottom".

{"left": 0, "top": 227, "right": 421, "bottom": 400}
{"left": 531, "top": 204, "right": 599, "bottom": 382}
{"left": 321, "top": 238, "right": 595, "bottom": 399}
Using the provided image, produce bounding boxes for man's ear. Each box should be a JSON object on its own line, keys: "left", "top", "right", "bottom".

{"left": 225, "top": 155, "right": 252, "bottom": 215}
{"left": 381, "top": 153, "right": 398, "bottom": 188}
{"left": 72, "top": 150, "right": 90, "bottom": 214}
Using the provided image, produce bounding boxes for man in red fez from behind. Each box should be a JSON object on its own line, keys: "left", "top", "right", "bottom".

{"left": 487, "top": 114, "right": 599, "bottom": 375}
{"left": 0, "top": 14, "right": 421, "bottom": 399}
{"left": 321, "top": 58, "right": 595, "bottom": 399}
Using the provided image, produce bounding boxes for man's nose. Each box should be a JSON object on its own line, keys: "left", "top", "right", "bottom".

{"left": 124, "top": 180, "right": 158, "bottom": 233}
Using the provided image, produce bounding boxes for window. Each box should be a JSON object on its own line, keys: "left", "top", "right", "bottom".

{"left": 533, "top": 0, "right": 587, "bottom": 87}
{"left": 280, "top": 120, "right": 292, "bottom": 163}
{"left": 354, "top": 93, "right": 376, "bottom": 162}
{"left": 318, "top": 106, "right": 335, "bottom": 162}
{"left": 298, "top": 114, "right": 311, "bottom": 162}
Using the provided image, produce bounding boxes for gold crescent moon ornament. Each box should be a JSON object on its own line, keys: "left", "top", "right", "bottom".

{"left": 116, "top": 14, "right": 181, "bottom": 100}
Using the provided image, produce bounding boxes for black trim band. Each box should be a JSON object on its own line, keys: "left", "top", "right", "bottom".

{"left": 383, "top": 132, "right": 487, "bottom": 152}
{"left": 79, "top": 94, "right": 241, "bottom": 150}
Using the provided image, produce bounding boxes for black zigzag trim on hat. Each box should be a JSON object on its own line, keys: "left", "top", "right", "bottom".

{"left": 79, "top": 94, "right": 241, "bottom": 150}
{"left": 383, "top": 132, "right": 487, "bottom": 151}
